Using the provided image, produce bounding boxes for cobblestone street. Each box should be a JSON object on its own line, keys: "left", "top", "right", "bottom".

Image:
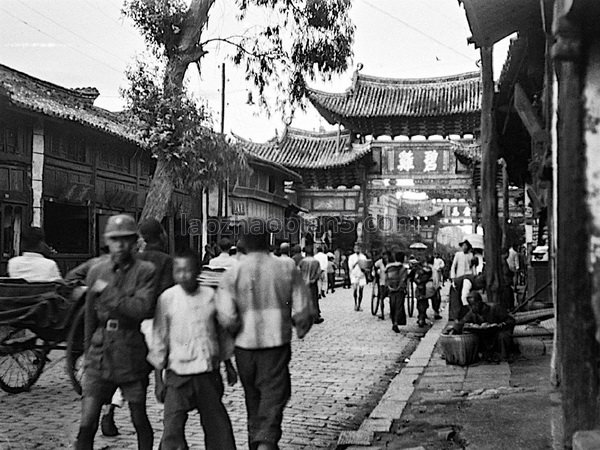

{"left": 0, "top": 285, "right": 424, "bottom": 449}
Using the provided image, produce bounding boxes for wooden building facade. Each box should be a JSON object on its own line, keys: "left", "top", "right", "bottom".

{"left": 0, "top": 63, "right": 198, "bottom": 275}
{"left": 237, "top": 128, "right": 370, "bottom": 249}
{"left": 221, "top": 152, "right": 302, "bottom": 245}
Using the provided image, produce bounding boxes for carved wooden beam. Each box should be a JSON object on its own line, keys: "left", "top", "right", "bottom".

{"left": 514, "top": 83, "right": 547, "bottom": 143}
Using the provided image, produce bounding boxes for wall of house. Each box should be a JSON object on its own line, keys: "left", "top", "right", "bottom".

{"left": 0, "top": 111, "right": 32, "bottom": 274}
{"left": 222, "top": 163, "right": 292, "bottom": 244}
{"left": 0, "top": 107, "right": 197, "bottom": 275}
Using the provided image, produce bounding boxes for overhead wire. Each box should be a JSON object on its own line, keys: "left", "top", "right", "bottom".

{"left": 359, "top": 0, "right": 475, "bottom": 63}
{"left": 15, "top": 0, "right": 131, "bottom": 66}
{"left": 419, "top": 0, "right": 471, "bottom": 33}
{"left": 0, "top": 6, "right": 124, "bottom": 74}
{"left": 81, "top": 0, "right": 132, "bottom": 31}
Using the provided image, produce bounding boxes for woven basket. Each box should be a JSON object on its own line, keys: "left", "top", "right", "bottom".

{"left": 440, "top": 333, "right": 479, "bottom": 366}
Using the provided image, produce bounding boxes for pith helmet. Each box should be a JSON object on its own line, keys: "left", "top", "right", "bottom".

{"left": 104, "top": 214, "right": 138, "bottom": 238}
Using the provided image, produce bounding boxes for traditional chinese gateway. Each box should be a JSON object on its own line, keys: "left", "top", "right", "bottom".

{"left": 240, "top": 70, "right": 483, "bottom": 250}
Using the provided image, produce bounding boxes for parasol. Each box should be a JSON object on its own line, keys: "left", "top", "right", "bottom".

{"left": 409, "top": 242, "right": 428, "bottom": 249}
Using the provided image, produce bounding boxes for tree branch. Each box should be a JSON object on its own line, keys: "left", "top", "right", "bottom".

{"left": 200, "top": 37, "right": 282, "bottom": 59}
{"left": 178, "top": 0, "right": 216, "bottom": 54}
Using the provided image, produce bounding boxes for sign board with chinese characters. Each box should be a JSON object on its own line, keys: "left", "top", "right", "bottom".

{"left": 380, "top": 146, "right": 448, "bottom": 175}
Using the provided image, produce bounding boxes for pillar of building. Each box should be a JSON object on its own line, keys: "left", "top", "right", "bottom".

{"left": 31, "top": 121, "right": 44, "bottom": 227}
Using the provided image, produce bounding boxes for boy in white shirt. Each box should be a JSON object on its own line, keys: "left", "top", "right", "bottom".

{"left": 147, "top": 249, "right": 236, "bottom": 450}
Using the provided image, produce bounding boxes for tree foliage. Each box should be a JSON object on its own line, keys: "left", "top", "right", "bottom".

{"left": 120, "top": 0, "right": 354, "bottom": 220}
{"left": 121, "top": 59, "right": 247, "bottom": 195}
{"left": 123, "top": 0, "right": 354, "bottom": 111}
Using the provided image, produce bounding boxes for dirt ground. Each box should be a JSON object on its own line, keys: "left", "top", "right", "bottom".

{"left": 372, "top": 356, "right": 563, "bottom": 450}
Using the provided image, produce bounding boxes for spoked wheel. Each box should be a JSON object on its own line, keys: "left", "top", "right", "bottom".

{"left": 66, "top": 307, "right": 85, "bottom": 395}
{"left": 407, "top": 283, "right": 415, "bottom": 318}
{"left": 0, "top": 327, "right": 48, "bottom": 393}
{"left": 370, "top": 283, "right": 380, "bottom": 316}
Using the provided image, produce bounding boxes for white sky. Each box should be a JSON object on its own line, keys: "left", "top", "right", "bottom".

{"left": 0, "top": 0, "right": 510, "bottom": 141}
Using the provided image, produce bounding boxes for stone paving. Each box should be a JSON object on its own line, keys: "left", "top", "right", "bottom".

{"left": 0, "top": 285, "right": 426, "bottom": 449}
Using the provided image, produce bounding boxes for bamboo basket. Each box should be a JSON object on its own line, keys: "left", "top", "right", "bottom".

{"left": 439, "top": 333, "right": 479, "bottom": 366}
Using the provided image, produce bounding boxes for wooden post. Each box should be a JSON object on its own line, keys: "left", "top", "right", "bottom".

{"left": 480, "top": 46, "right": 503, "bottom": 304}
{"left": 553, "top": 14, "right": 600, "bottom": 444}
{"left": 361, "top": 165, "right": 369, "bottom": 247}
{"left": 31, "top": 120, "right": 44, "bottom": 227}
{"left": 201, "top": 188, "right": 208, "bottom": 252}
{"left": 501, "top": 158, "right": 509, "bottom": 249}
{"left": 581, "top": 37, "right": 600, "bottom": 441}
{"left": 217, "top": 62, "right": 226, "bottom": 234}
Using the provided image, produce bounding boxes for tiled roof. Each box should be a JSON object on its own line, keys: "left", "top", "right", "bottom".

{"left": 0, "top": 63, "right": 140, "bottom": 145}
{"left": 496, "top": 36, "right": 530, "bottom": 106}
{"left": 307, "top": 71, "right": 482, "bottom": 137}
{"left": 236, "top": 127, "right": 371, "bottom": 170}
{"left": 244, "top": 152, "right": 302, "bottom": 182}
{"left": 308, "top": 71, "right": 481, "bottom": 118}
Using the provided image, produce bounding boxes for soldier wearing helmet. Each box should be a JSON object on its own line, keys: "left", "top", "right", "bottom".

{"left": 75, "top": 214, "right": 156, "bottom": 450}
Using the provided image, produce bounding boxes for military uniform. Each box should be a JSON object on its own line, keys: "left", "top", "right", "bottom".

{"left": 83, "top": 256, "right": 156, "bottom": 401}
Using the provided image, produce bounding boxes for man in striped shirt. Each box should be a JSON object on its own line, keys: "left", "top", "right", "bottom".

{"left": 216, "top": 221, "right": 314, "bottom": 450}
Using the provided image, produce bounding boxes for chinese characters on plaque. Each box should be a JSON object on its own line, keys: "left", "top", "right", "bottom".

{"left": 423, "top": 150, "right": 438, "bottom": 172}
{"left": 382, "top": 146, "right": 444, "bottom": 174}
{"left": 397, "top": 151, "right": 415, "bottom": 172}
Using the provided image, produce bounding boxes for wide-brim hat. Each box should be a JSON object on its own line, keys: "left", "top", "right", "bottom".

{"left": 104, "top": 214, "right": 138, "bottom": 238}
{"left": 458, "top": 239, "right": 472, "bottom": 247}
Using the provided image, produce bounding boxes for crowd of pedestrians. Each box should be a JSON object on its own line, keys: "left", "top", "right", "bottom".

{"left": 31, "top": 214, "right": 328, "bottom": 450}
{"left": 3, "top": 215, "right": 527, "bottom": 447}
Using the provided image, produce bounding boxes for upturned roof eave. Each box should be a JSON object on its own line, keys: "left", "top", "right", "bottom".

{"left": 234, "top": 128, "right": 370, "bottom": 171}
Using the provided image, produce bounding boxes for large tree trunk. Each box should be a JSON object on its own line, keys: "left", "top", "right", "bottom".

{"left": 480, "top": 46, "right": 503, "bottom": 304}
{"left": 140, "top": 0, "right": 214, "bottom": 221}
{"left": 140, "top": 157, "right": 175, "bottom": 221}
{"left": 140, "top": 58, "right": 187, "bottom": 222}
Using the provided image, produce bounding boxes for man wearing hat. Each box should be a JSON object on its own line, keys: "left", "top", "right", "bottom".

{"left": 100, "top": 217, "right": 175, "bottom": 437}
{"left": 450, "top": 239, "right": 474, "bottom": 281}
{"left": 75, "top": 214, "right": 156, "bottom": 450}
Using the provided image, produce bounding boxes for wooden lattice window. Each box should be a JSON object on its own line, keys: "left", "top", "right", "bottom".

{"left": 97, "top": 144, "right": 131, "bottom": 173}
{"left": 47, "top": 133, "right": 87, "bottom": 163}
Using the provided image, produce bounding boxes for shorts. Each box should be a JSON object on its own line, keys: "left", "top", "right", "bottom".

{"left": 351, "top": 277, "right": 367, "bottom": 287}
{"left": 82, "top": 372, "right": 149, "bottom": 404}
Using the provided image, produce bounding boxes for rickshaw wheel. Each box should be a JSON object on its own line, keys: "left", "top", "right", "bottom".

{"left": 0, "top": 327, "right": 48, "bottom": 393}
{"left": 66, "top": 307, "right": 85, "bottom": 395}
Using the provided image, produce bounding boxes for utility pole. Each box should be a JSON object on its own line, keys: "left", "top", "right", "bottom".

{"left": 220, "top": 63, "right": 226, "bottom": 135}
{"left": 217, "top": 63, "right": 226, "bottom": 223}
